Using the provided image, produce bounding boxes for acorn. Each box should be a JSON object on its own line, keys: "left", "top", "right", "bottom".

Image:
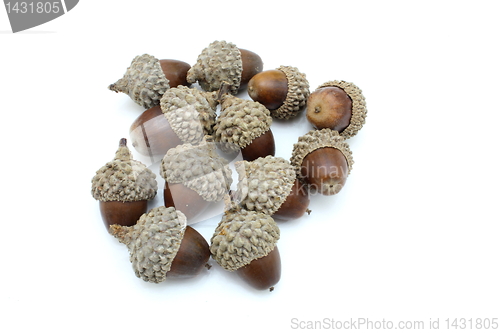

{"left": 91, "top": 138, "right": 157, "bottom": 231}
{"left": 160, "top": 139, "right": 232, "bottom": 221}
{"left": 110, "top": 206, "right": 210, "bottom": 282}
{"left": 213, "top": 92, "right": 275, "bottom": 161}
{"left": 231, "top": 156, "right": 310, "bottom": 221}
{"left": 306, "top": 80, "right": 367, "bottom": 138}
{"left": 290, "top": 129, "right": 353, "bottom": 196}
{"left": 210, "top": 206, "right": 281, "bottom": 290}
{"left": 187, "top": 40, "right": 263, "bottom": 95}
{"left": 129, "top": 86, "right": 218, "bottom": 157}
{"left": 247, "top": 65, "right": 310, "bottom": 120}
{"left": 109, "top": 55, "right": 191, "bottom": 107}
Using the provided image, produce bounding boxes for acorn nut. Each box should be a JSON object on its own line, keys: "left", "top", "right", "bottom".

{"left": 187, "top": 40, "right": 263, "bottom": 95}
{"left": 109, "top": 54, "right": 190, "bottom": 109}
{"left": 91, "top": 138, "right": 157, "bottom": 231}
{"left": 210, "top": 206, "right": 281, "bottom": 290}
{"left": 290, "top": 129, "right": 353, "bottom": 196}
{"left": 160, "top": 139, "right": 232, "bottom": 221}
{"left": 306, "top": 80, "right": 367, "bottom": 138}
{"left": 214, "top": 93, "right": 275, "bottom": 161}
{"left": 232, "top": 156, "right": 310, "bottom": 221}
{"left": 248, "top": 66, "right": 310, "bottom": 120}
{"left": 129, "top": 86, "right": 218, "bottom": 157}
{"left": 110, "top": 206, "right": 210, "bottom": 282}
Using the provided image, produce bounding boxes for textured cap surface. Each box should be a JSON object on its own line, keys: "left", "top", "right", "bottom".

{"left": 109, "top": 54, "right": 170, "bottom": 109}
{"left": 316, "top": 80, "right": 367, "bottom": 138}
{"left": 160, "top": 140, "right": 232, "bottom": 202}
{"left": 110, "top": 206, "right": 187, "bottom": 283}
{"left": 160, "top": 86, "right": 218, "bottom": 144}
{"left": 272, "top": 66, "right": 310, "bottom": 119}
{"left": 290, "top": 128, "right": 354, "bottom": 181}
{"left": 186, "top": 40, "right": 243, "bottom": 95}
{"left": 214, "top": 94, "right": 272, "bottom": 152}
{"left": 232, "top": 156, "right": 296, "bottom": 215}
{"left": 210, "top": 207, "right": 280, "bottom": 271}
{"left": 91, "top": 138, "right": 157, "bottom": 202}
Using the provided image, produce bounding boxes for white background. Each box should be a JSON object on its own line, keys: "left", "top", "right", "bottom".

{"left": 1, "top": 1, "right": 499, "bottom": 332}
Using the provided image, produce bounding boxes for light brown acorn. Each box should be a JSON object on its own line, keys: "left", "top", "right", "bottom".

{"left": 290, "top": 129, "right": 353, "bottom": 196}
{"left": 91, "top": 138, "right": 157, "bottom": 231}
{"left": 247, "top": 65, "right": 310, "bottom": 119}
{"left": 110, "top": 206, "right": 210, "bottom": 282}
{"left": 160, "top": 139, "right": 232, "bottom": 221}
{"left": 129, "top": 86, "right": 218, "bottom": 157}
{"left": 210, "top": 206, "right": 281, "bottom": 290}
{"left": 306, "top": 80, "right": 367, "bottom": 138}
{"left": 187, "top": 40, "right": 263, "bottom": 95}
{"left": 108, "top": 54, "right": 191, "bottom": 109}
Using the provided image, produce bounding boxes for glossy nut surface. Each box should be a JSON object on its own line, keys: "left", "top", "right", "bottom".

{"left": 239, "top": 48, "right": 264, "bottom": 90}
{"left": 164, "top": 182, "right": 211, "bottom": 221}
{"left": 306, "top": 86, "right": 352, "bottom": 132}
{"left": 99, "top": 200, "right": 148, "bottom": 231}
{"left": 167, "top": 225, "right": 210, "bottom": 278}
{"left": 236, "top": 246, "right": 281, "bottom": 290}
{"left": 247, "top": 69, "right": 288, "bottom": 110}
{"left": 159, "top": 59, "right": 191, "bottom": 88}
{"left": 241, "top": 129, "right": 276, "bottom": 161}
{"left": 300, "top": 147, "right": 349, "bottom": 195}
{"left": 273, "top": 179, "right": 310, "bottom": 221}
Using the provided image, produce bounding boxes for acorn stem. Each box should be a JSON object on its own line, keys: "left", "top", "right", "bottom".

{"left": 109, "top": 224, "right": 132, "bottom": 245}
{"left": 217, "top": 81, "right": 232, "bottom": 103}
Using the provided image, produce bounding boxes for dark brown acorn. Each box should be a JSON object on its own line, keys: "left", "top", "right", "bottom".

{"left": 91, "top": 139, "right": 158, "bottom": 231}
{"left": 158, "top": 59, "right": 191, "bottom": 88}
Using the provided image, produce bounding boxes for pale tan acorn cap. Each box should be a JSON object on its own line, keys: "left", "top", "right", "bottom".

{"left": 316, "top": 80, "right": 367, "bottom": 138}
{"left": 91, "top": 138, "right": 157, "bottom": 202}
{"left": 232, "top": 156, "right": 296, "bottom": 216}
{"left": 187, "top": 40, "right": 243, "bottom": 95}
{"left": 213, "top": 94, "right": 272, "bottom": 152}
{"left": 272, "top": 66, "right": 310, "bottom": 119}
{"left": 109, "top": 54, "right": 170, "bottom": 109}
{"left": 109, "top": 206, "right": 187, "bottom": 283}
{"left": 290, "top": 128, "right": 354, "bottom": 184}
{"left": 160, "top": 139, "right": 232, "bottom": 202}
{"left": 210, "top": 206, "right": 280, "bottom": 271}
{"left": 160, "top": 86, "right": 218, "bottom": 145}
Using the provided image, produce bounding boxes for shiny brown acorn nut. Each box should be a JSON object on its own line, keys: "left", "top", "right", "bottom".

{"left": 158, "top": 59, "right": 191, "bottom": 88}
{"left": 210, "top": 207, "right": 281, "bottom": 291}
{"left": 306, "top": 80, "right": 367, "bottom": 138}
{"left": 290, "top": 129, "right": 354, "bottom": 196}
{"left": 187, "top": 40, "right": 263, "bottom": 95}
{"left": 110, "top": 206, "right": 210, "bottom": 282}
{"left": 232, "top": 156, "right": 310, "bottom": 221}
{"left": 214, "top": 93, "right": 275, "bottom": 161}
{"left": 160, "top": 140, "right": 232, "bottom": 221}
{"left": 91, "top": 138, "right": 157, "bottom": 231}
{"left": 247, "top": 65, "right": 310, "bottom": 119}
{"left": 129, "top": 86, "right": 218, "bottom": 158}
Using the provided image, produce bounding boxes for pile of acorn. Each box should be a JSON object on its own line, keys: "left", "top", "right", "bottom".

{"left": 91, "top": 40, "right": 367, "bottom": 291}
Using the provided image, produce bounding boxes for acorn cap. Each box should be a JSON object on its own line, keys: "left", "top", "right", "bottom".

{"left": 232, "top": 156, "right": 296, "bottom": 216}
{"left": 316, "top": 80, "right": 367, "bottom": 138}
{"left": 160, "top": 86, "right": 218, "bottom": 144}
{"left": 210, "top": 206, "right": 280, "bottom": 271}
{"left": 214, "top": 94, "right": 272, "bottom": 152}
{"left": 160, "top": 139, "right": 232, "bottom": 202}
{"left": 110, "top": 206, "right": 187, "bottom": 283}
{"left": 272, "top": 66, "right": 310, "bottom": 119}
{"left": 186, "top": 40, "right": 243, "bottom": 95}
{"left": 109, "top": 54, "right": 170, "bottom": 109}
{"left": 290, "top": 128, "right": 354, "bottom": 181}
{"left": 91, "top": 138, "right": 157, "bottom": 202}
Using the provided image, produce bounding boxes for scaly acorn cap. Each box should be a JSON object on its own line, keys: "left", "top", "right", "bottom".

{"left": 160, "top": 86, "right": 218, "bottom": 144}
{"left": 316, "top": 80, "right": 367, "bottom": 138}
{"left": 109, "top": 54, "right": 170, "bottom": 109}
{"left": 214, "top": 93, "right": 272, "bottom": 152}
{"left": 232, "top": 156, "right": 296, "bottom": 216}
{"left": 110, "top": 206, "right": 187, "bottom": 283}
{"left": 160, "top": 139, "right": 232, "bottom": 202}
{"left": 91, "top": 138, "right": 157, "bottom": 202}
{"left": 210, "top": 206, "right": 280, "bottom": 271}
{"left": 290, "top": 128, "right": 354, "bottom": 184}
{"left": 187, "top": 40, "right": 243, "bottom": 95}
{"left": 272, "top": 66, "right": 310, "bottom": 119}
